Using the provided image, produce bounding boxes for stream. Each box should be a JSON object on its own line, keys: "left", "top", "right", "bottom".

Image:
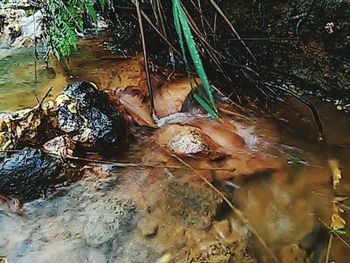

{"left": 0, "top": 38, "right": 349, "bottom": 263}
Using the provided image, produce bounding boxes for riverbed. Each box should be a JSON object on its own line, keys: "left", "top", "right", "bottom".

{"left": 0, "top": 38, "right": 349, "bottom": 262}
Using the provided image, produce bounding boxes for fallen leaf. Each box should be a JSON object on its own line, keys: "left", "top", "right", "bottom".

{"left": 0, "top": 195, "right": 24, "bottom": 216}
{"left": 189, "top": 118, "right": 245, "bottom": 152}
{"left": 43, "top": 135, "right": 75, "bottom": 157}
{"left": 117, "top": 91, "right": 157, "bottom": 128}
{"left": 154, "top": 78, "right": 193, "bottom": 118}
{"left": 109, "top": 55, "right": 165, "bottom": 96}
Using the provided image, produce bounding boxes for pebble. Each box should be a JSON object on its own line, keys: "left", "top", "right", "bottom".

{"left": 280, "top": 244, "right": 308, "bottom": 263}
{"left": 138, "top": 218, "right": 159, "bottom": 237}
{"left": 156, "top": 253, "right": 172, "bottom": 263}
{"left": 213, "top": 219, "right": 231, "bottom": 240}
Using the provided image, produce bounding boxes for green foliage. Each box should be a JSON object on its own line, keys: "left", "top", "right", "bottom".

{"left": 296, "top": 0, "right": 343, "bottom": 12}
{"left": 172, "top": 0, "right": 218, "bottom": 119}
{"left": 41, "top": 0, "right": 105, "bottom": 60}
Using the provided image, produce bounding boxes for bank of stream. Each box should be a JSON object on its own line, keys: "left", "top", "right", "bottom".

{"left": 0, "top": 37, "right": 349, "bottom": 263}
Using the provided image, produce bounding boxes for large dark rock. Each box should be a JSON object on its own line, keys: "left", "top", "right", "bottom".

{"left": 56, "top": 81, "right": 126, "bottom": 150}
{"left": 0, "top": 148, "right": 61, "bottom": 202}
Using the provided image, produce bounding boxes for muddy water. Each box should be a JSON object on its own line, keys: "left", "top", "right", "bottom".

{"left": 0, "top": 39, "right": 349, "bottom": 263}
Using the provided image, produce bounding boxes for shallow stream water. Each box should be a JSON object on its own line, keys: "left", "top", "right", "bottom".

{"left": 0, "top": 38, "right": 349, "bottom": 262}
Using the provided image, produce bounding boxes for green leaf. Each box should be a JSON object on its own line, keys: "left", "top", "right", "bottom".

{"left": 43, "top": 0, "right": 102, "bottom": 60}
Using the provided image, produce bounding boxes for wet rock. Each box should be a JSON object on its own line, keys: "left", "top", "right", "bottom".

{"left": 43, "top": 135, "right": 75, "bottom": 157}
{"left": 120, "top": 240, "right": 154, "bottom": 263}
{"left": 56, "top": 82, "right": 126, "bottom": 150}
{"left": 0, "top": 107, "right": 46, "bottom": 150}
{"left": 15, "top": 240, "right": 107, "bottom": 263}
{"left": 0, "top": 148, "right": 61, "bottom": 202}
{"left": 157, "top": 124, "right": 227, "bottom": 160}
{"left": 0, "top": 7, "right": 42, "bottom": 50}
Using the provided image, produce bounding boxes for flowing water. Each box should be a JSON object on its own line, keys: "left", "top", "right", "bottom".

{"left": 0, "top": 38, "right": 349, "bottom": 262}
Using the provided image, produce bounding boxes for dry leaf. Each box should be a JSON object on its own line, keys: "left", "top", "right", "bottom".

{"left": 329, "top": 159, "right": 342, "bottom": 189}
{"left": 189, "top": 118, "right": 245, "bottom": 152}
{"left": 0, "top": 195, "right": 24, "bottom": 216}
{"left": 117, "top": 92, "right": 157, "bottom": 128}
{"left": 109, "top": 55, "right": 164, "bottom": 96}
{"left": 154, "top": 78, "right": 193, "bottom": 119}
{"left": 43, "top": 135, "right": 75, "bottom": 157}
{"left": 331, "top": 202, "right": 346, "bottom": 231}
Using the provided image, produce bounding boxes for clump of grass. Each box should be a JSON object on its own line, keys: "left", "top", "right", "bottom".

{"left": 172, "top": 0, "right": 218, "bottom": 119}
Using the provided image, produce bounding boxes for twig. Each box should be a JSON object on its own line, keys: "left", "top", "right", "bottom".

{"left": 60, "top": 154, "right": 236, "bottom": 171}
{"left": 172, "top": 154, "right": 280, "bottom": 263}
{"left": 264, "top": 81, "right": 324, "bottom": 141}
{"left": 38, "top": 87, "right": 53, "bottom": 106}
{"left": 319, "top": 218, "right": 350, "bottom": 248}
{"left": 134, "top": 0, "right": 155, "bottom": 117}
{"left": 0, "top": 149, "right": 236, "bottom": 172}
{"left": 325, "top": 233, "right": 333, "bottom": 263}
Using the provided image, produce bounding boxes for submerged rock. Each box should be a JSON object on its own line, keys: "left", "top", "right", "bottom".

{"left": 56, "top": 82, "right": 126, "bottom": 150}
{"left": 1, "top": 174, "right": 141, "bottom": 263}
{"left": 0, "top": 148, "right": 61, "bottom": 202}
{"left": 165, "top": 182, "right": 223, "bottom": 228}
{"left": 187, "top": 239, "right": 256, "bottom": 263}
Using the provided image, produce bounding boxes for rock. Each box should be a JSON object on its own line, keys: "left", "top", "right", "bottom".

{"left": 84, "top": 198, "right": 137, "bottom": 248}
{"left": 137, "top": 218, "right": 159, "bottom": 237}
{"left": 0, "top": 148, "right": 61, "bottom": 202}
{"left": 155, "top": 253, "right": 173, "bottom": 263}
{"left": 157, "top": 124, "right": 226, "bottom": 160}
{"left": 165, "top": 182, "right": 223, "bottom": 228}
{"left": 213, "top": 220, "right": 231, "bottom": 240}
{"left": 18, "top": 10, "right": 43, "bottom": 39}
{"left": 56, "top": 82, "right": 126, "bottom": 150}
{"left": 43, "top": 135, "right": 75, "bottom": 157}
{"left": 188, "top": 239, "right": 257, "bottom": 263}
{"left": 279, "top": 244, "right": 309, "bottom": 263}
